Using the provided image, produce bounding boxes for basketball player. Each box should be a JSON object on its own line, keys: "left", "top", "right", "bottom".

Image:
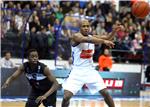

{"left": 61, "top": 19, "right": 123, "bottom": 107}
{"left": 2, "top": 49, "right": 59, "bottom": 107}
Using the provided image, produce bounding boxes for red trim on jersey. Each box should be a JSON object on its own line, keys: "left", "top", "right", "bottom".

{"left": 80, "top": 49, "right": 93, "bottom": 59}
{"left": 82, "top": 50, "right": 93, "bottom": 53}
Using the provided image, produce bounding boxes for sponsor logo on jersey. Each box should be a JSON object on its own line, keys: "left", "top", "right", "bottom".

{"left": 80, "top": 49, "right": 93, "bottom": 59}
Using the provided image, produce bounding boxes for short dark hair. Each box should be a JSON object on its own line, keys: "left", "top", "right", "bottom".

{"left": 5, "top": 51, "right": 11, "bottom": 55}
{"left": 27, "top": 49, "right": 38, "bottom": 57}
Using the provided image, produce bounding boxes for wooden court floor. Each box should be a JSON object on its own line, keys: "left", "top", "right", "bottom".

{"left": 1, "top": 100, "right": 150, "bottom": 107}
{"left": 1, "top": 91, "right": 150, "bottom": 107}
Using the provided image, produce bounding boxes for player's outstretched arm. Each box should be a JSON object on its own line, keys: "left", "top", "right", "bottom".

{"left": 93, "top": 25, "right": 124, "bottom": 41}
{"left": 2, "top": 65, "right": 24, "bottom": 89}
{"left": 36, "top": 67, "right": 59, "bottom": 103}
{"left": 72, "top": 33, "right": 115, "bottom": 48}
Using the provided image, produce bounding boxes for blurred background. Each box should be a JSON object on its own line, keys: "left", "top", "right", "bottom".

{"left": 1, "top": 0, "right": 150, "bottom": 62}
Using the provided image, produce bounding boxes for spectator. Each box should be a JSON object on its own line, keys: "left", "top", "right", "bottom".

{"left": 131, "top": 32, "right": 143, "bottom": 52}
{"left": 0, "top": 51, "right": 15, "bottom": 68}
{"left": 39, "top": 10, "right": 48, "bottom": 27}
{"left": 98, "top": 48, "right": 113, "bottom": 71}
{"left": 29, "top": 15, "right": 41, "bottom": 32}
{"left": 37, "top": 26, "right": 49, "bottom": 59}
{"left": 55, "top": 7, "right": 64, "bottom": 21}
{"left": 28, "top": 27, "right": 39, "bottom": 50}
{"left": 46, "top": 4, "right": 54, "bottom": 15}
{"left": 15, "top": 12, "right": 23, "bottom": 30}
{"left": 145, "top": 65, "right": 150, "bottom": 82}
{"left": 1, "top": 1, "right": 150, "bottom": 63}
{"left": 105, "top": 12, "right": 113, "bottom": 32}
{"left": 96, "top": 21, "right": 107, "bottom": 35}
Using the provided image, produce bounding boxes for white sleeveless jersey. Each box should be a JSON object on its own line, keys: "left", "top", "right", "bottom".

{"left": 72, "top": 38, "right": 95, "bottom": 67}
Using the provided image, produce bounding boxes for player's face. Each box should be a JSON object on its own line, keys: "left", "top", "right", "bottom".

{"left": 5, "top": 53, "right": 11, "bottom": 60}
{"left": 80, "top": 20, "right": 90, "bottom": 35}
{"left": 28, "top": 51, "right": 39, "bottom": 64}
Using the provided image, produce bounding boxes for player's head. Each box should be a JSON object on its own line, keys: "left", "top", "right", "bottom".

{"left": 5, "top": 51, "right": 11, "bottom": 60}
{"left": 27, "top": 49, "right": 39, "bottom": 64}
{"left": 79, "top": 19, "right": 90, "bottom": 36}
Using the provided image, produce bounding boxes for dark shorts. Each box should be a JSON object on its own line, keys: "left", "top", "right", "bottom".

{"left": 25, "top": 89, "right": 57, "bottom": 107}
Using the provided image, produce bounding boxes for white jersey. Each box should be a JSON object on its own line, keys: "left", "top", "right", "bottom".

{"left": 71, "top": 37, "right": 95, "bottom": 67}
{"left": 63, "top": 35, "right": 106, "bottom": 95}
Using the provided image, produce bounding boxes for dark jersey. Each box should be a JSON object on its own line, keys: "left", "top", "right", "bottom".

{"left": 23, "top": 62, "right": 53, "bottom": 91}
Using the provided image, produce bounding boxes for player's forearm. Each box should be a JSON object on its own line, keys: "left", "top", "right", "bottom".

{"left": 79, "top": 36, "right": 105, "bottom": 44}
{"left": 73, "top": 34, "right": 105, "bottom": 44}
{"left": 43, "top": 81, "right": 59, "bottom": 98}
{"left": 94, "top": 30, "right": 116, "bottom": 40}
{"left": 89, "top": 37, "right": 105, "bottom": 44}
{"left": 6, "top": 75, "right": 16, "bottom": 84}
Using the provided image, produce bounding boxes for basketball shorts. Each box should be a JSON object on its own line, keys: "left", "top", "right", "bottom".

{"left": 62, "top": 66, "right": 106, "bottom": 95}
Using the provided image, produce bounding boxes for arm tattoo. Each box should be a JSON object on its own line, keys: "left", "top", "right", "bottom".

{"left": 87, "top": 37, "right": 93, "bottom": 43}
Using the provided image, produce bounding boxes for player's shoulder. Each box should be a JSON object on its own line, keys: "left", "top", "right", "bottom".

{"left": 23, "top": 61, "right": 28, "bottom": 67}
{"left": 38, "top": 62, "right": 47, "bottom": 67}
{"left": 18, "top": 63, "right": 25, "bottom": 71}
{"left": 73, "top": 32, "right": 83, "bottom": 37}
{"left": 70, "top": 32, "right": 81, "bottom": 46}
{"left": 71, "top": 32, "right": 83, "bottom": 41}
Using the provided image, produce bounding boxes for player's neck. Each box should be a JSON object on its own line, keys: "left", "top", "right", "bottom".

{"left": 81, "top": 32, "right": 88, "bottom": 36}
{"left": 29, "top": 63, "right": 38, "bottom": 70}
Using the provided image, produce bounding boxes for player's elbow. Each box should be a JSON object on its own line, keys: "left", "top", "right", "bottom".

{"left": 9, "top": 75, "right": 16, "bottom": 81}
{"left": 54, "top": 80, "right": 59, "bottom": 89}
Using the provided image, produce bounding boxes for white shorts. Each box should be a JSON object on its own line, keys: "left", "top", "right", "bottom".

{"left": 62, "top": 66, "right": 106, "bottom": 95}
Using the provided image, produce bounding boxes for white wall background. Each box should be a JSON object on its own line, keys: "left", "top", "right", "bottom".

{"left": 8, "top": 58, "right": 148, "bottom": 84}
{"left": 12, "top": 58, "right": 142, "bottom": 73}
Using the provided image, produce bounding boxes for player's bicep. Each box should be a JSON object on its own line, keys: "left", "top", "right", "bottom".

{"left": 93, "top": 35, "right": 108, "bottom": 40}
{"left": 73, "top": 34, "right": 92, "bottom": 43}
{"left": 11, "top": 65, "right": 24, "bottom": 78}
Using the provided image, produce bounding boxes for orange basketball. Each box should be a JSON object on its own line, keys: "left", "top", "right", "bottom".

{"left": 131, "top": 1, "right": 150, "bottom": 18}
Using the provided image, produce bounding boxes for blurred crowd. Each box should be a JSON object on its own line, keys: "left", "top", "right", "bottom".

{"left": 1, "top": 1, "right": 150, "bottom": 63}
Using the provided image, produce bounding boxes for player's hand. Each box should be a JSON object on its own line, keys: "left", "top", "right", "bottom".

{"left": 2, "top": 82, "right": 9, "bottom": 89}
{"left": 104, "top": 40, "right": 115, "bottom": 48}
{"left": 35, "top": 95, "right": 47, "bottom": 104}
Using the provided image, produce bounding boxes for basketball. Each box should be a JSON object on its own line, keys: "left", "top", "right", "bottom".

{"left": 131, "top": 1, "right": 150, "bottom": 18}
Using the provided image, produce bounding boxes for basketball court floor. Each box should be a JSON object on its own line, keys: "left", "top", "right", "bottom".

{"left": 1, "top": 91, "right": 150, "bottom": 107}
